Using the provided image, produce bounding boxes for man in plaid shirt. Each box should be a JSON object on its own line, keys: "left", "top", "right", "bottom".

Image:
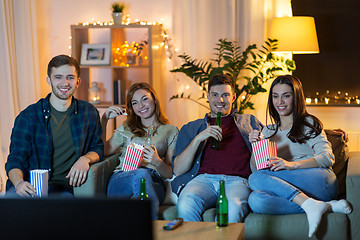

{"left": 5, "top": 55, "right": 104, "bottom": 197}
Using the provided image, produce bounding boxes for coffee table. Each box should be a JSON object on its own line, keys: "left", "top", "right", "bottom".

{"left": 154, "top": 220, "right": 244, "bottom": 240}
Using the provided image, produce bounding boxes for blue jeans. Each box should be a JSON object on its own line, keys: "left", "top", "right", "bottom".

{"left": 248, "top": 168, "right": 338, "bottom": 214}
{"left": 107, "top": 168, "right": 166, "bottom": 220}
{"left": 177, "top": 174, "right": 251, "bottom": 223}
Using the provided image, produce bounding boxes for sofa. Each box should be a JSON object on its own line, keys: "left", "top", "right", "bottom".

{"left": 74, "top": 134, "right": 360, "bottom": 240}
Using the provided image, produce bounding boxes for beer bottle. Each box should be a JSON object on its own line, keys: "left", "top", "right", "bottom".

{"left": 210, "top": 112, "right": 222, "bottom": 150}
{"left": 138, "top": 178, "right": 149, "bottom": 200}
{"left": 145, "top": 125, "right": 155, "bottom": 148}
{"left": 216, "top": 180, "right": 228, "bottom": 227}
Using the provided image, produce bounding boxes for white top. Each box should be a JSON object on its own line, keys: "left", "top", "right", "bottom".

{"left": 262, "top": 124, "right": 335, "bottom": 168}
{"left": 108, "top": 124, "right": 179, "bottom": 171}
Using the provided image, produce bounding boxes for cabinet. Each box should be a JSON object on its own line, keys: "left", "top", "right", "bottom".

{"left": 70, "top": 24, "right": 165, "bottom": 107}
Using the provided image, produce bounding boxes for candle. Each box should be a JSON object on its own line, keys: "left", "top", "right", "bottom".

{"left": 325, "top": 97, "right": 329, "bottom": 104}
{"left": 315, "top": 98, "right": 318, "bottom": 104}
{"left": 306, "top": 98, "right": 312, "bottom": 104}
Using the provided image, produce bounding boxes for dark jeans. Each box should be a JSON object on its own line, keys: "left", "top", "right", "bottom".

{"left": 107, "top": 168, "right": 166, "bottom": 220}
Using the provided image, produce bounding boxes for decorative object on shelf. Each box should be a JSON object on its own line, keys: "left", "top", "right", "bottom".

{"left": 88, "top": 81, "right": 101, "bottom": 104}
{"left": 113, "top": 41, "right": 148, "bottom": 67}
{"left": 113, "top": 80, "right": 121, "bottom": 105}
{"left": 170, "top": 38, "right": 295, "bottom": 113}
{"left": 80, "top": 43, "right": 110, "bottom": 66}
{"left": 111, "top": 2, "right": 125, "bottom": 25}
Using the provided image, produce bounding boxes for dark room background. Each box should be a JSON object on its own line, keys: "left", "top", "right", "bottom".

{"left": 292, "top": 0, "right": 360, "bottom": 102}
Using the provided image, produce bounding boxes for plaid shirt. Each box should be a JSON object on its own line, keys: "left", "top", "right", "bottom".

{"left": 5, "top": 93, "right": 104, "bottom": 189}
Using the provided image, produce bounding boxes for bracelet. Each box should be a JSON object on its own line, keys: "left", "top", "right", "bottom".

{"left": 15, "top": 180, "right": 24, "bottom": 190}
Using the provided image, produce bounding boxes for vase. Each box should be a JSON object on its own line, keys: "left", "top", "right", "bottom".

{"left": 112, "top": 12, "right": 123, "bottom": 25}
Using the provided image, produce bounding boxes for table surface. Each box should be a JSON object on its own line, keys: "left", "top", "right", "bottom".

{"left": 153, "top": 220, "right": 244, "bottom": 240}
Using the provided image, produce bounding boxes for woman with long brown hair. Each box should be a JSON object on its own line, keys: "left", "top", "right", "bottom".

{"left": 248, "top": 75, "right": 352, "bottom": 238}
{"left": 101, "top": 82, "right": 178, "bottom": 219}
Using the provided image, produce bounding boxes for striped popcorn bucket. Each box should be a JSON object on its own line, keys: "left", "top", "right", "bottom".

{"left": 251, "top": 139, "right": 277, "bottom": 170}
{"left": 30, "top": 169, "right": 49, "bottom": 197}
{"left": 122, "top": 143, "right": 144, "bottom": 171}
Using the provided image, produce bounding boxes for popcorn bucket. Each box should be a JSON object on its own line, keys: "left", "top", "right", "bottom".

{"left": 251, "top": 139, "right": 277, "bottom": 170}
{"left": 30, "top": 169, "right": 49, "bottom": 197}
{"left": 122, "top": 143, "right": 144, "bottom": 171}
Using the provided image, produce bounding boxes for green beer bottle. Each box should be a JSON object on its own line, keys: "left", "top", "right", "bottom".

{"left": 138, "top": 178, "right": 149, "bottom": 200}
{"left": 210, "top": 112, "right": 222, "bottom": 150}
{"left": 216, "top": 180, "right": 228, "bottom": 227}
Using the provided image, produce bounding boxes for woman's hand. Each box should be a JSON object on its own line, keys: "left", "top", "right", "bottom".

{"left": 103, "top": 105, "right": 127, "bottom": 120}
{"left": 249, "top": 130, "right": 261, "bottom": 143}
{"left": 143, "top": 146, "right": 162, "bottom": 167}
{"left": 269, "top": 157, "right": 296, "bottom": 171}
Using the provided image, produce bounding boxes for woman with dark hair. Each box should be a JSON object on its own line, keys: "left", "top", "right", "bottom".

{"left": 248, "top": 75, "right": 352, "bottom": 238}
{"left": 101, "top": 82, "right": 178, "bottom": 219}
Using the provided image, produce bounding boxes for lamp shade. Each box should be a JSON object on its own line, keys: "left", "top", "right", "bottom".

{"left": 269, "top": 16, "right": 319, "bottom": 54}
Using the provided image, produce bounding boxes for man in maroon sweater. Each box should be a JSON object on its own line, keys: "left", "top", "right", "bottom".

{"left": 171, "top": 74, "right": 263, "bottom": 222}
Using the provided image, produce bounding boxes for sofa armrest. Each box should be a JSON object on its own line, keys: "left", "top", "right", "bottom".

{"left": 73, "top": 153, "right": 120, "bottom": 197}
{"left": 346, "top": 151, "right": 360, "bottom": 240}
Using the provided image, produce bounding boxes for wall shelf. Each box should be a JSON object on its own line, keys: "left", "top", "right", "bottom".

{"left": 71, "top": 24, "right": 165, "bottom": 105}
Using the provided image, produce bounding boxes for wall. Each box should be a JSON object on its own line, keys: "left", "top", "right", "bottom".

{"left": 307, "top": 106, "right": 360, "bottom": 151}
{"left": 37, "top": 0, "right": 173, "bottom": 101}
{"left": 40, "top": 0, "right": 360, "bottom": 151}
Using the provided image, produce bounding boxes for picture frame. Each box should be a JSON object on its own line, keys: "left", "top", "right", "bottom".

{"left": 80, "top": 43, "right": 111, "bottom": 65}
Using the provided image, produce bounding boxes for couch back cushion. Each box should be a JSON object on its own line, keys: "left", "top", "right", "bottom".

{"left": 326, "top": 133, "right": 349, "bottom": 199}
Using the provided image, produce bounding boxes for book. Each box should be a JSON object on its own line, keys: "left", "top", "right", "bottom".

{"left": 113, "top": 80, "right": 121, "bottom": 105}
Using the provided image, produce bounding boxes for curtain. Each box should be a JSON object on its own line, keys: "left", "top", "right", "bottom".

{"left": 0, "top": 0, "right": 39, "bottom": 193}
{"left": 166, "top": 0, "right": 292, "bottom": 127}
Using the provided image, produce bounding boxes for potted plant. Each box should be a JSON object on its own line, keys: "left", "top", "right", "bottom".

{"left": 170, "top": 38, "right": 296, "bottom": 113}
{"left": 111, "top": 2, "right": 125, "bottom": 25}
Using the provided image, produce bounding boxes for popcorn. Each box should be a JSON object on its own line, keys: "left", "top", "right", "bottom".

{"left": 122, "top": 143, "right": 144, "bottom": 171}
{"left": 30, "top": 169, "right": 49, "bottom": 197}
{"left": 251, "top": 139, "right": 277, "bottom": 170}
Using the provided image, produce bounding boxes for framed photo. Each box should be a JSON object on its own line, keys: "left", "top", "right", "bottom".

{"left": 80, "top": 43, "right": 110, "bottom": 65}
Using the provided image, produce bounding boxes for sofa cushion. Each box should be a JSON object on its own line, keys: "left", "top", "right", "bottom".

{"left": 326, "top": 133, "right": 349, "bottom": 199}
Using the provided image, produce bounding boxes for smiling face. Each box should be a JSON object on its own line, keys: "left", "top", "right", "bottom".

{"left": 207, "top": 84, "right": 236, "bottom": 117}
{"left": 272, "top": 83, "right": 294, "bottom": 118}
{"left": 131, "top": 89, "right": 156, "bottom": 121}
{"left": 47, "top": 64, "right": 80, "bottom": 101}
